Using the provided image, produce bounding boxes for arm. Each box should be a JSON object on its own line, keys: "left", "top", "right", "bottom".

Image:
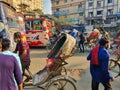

{"left": 14, "top": 54, "right": 23, "bottom": 74}
{"left": 101, "top": 51, "right": 113, "bottom": 80}
{"left": 13, "top": 57, "right": 23, "bottom": 90}
{"left": 18, "top": 83, "right": 23, "bottom": 90}
{"left": 20, "top": 49, "right": 27, "bottom": 60}
{"left": 14, "top": 44, "right": 18, "bottom": 53}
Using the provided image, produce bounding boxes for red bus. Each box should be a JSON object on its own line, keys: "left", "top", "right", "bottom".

{"left": 24, "top": 18, "right": 52, "bottom": 47}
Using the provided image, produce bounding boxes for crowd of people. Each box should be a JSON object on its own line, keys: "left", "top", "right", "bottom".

{"left": 0, "top": 25, "right": 118, "bottom": 90}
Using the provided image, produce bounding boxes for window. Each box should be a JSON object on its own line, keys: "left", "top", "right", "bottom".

{"left": 88, "top": 2, "right": 93, "bottom": 7}
{"left": 56, "top": 8, "right": 60, "bottom": 11}
{"left": 108, "top": 0, "right": 112, "bottom": 3}
{"left": 78, "top": 2, "right": 82, "bottom": 8}
{"left": 25, "top": 21, "right": 31, "bottom": 31}
{"left": 97, "top": 10, "right": 103, "bottom": 15}
{"left": 56, "top": 1, "right": 59, "bottom": 5}
{"left": 33, "top": 20, "right": 42, "bottom": 30}
{"left": 88, "top": 12, "right": 93, "bottom": 17}
{"left": 88, "top": 0, "right": 93, "bottom": 1}
{"left": 107, "top": 9, "right": 113, "bottom": 15}
{"left": 64, "top": 0, "right": 67, "bottom": 3}
{"left": 97, "top": 1, "right": 102, "bottom": 7}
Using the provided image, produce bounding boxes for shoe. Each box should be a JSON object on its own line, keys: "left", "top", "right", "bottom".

{"left": 24, "top": 76, "right": 32, "bottom": 82}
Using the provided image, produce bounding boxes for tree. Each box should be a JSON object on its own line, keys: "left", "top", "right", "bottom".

{"left": 32, "top": 9, "right": 44, "bottom": 15}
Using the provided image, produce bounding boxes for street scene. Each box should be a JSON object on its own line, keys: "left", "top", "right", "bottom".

{"left": 0, "top": 0, "right": 120, "bottom": 90}
{"left": 23, "top": 48, "right": 120, "bottom": 90}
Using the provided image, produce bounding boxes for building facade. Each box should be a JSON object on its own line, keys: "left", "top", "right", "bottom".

{"left": 85, "top": 0, "right": 120, "bottom": 29}
{"left": 2, "top": 0, "right": 44, "bottom": 13}
{"left": 51, "top": 0, "right": 84, "bottom": 25}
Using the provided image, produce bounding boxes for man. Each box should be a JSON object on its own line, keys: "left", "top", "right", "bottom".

{"left": 79, "top": 31, "right": 85, "bottom": 53}
{"left": 87, "top": 38, "right": 114, "bottom": 90}
{"left": 1, "top": 38, "right": 22, "bottom": 73}
{"left": 0, "top": 39, "right": 23, "bottom": 90}
{"left": 14, "top": 32, "right": 31, "bottom": 82}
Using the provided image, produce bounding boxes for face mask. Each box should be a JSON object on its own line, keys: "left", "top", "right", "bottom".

{"left": 14, "top": 39, "right": 18, "bottom": 43}
{"left": 105, "top": 43, "right": 110, "bottom": 49}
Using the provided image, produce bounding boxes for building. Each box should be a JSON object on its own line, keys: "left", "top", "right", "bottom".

{"left": 51, "top": 0, "right": 84, "bottom": 25}
{"left": 85, "top": 0, "right": 120, "bottom": 30}
{"left": 2, "top": 0, "right": 44, "bottom": 13}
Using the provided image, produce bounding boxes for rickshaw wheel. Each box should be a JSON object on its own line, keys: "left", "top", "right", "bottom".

{"left": 46, "top": 79, "right": 76, "bottom": 90}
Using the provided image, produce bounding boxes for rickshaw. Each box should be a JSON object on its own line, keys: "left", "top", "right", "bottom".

{"left": 84, "top": 29, "right": 100, "bottom": 50}
{"left": 24, "top": 33, "right": 77, "bottom": 90}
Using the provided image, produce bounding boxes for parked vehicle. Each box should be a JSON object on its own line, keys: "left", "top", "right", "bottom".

{"left": 0, "top": 1, "right": 23, "bottom": 51}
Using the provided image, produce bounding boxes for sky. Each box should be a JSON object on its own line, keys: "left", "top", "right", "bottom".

{"left": 43, "top": 0, "right": 52, "bottom": 14}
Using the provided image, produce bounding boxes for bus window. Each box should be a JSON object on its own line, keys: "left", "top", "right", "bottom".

{"left": 25, "top": 21, "right": 31, "bottom": 31}
{"left": 3, "top": 4, "right": 19, "bottom": 27}
{"left": 33, "top": 20, "right": 42, "bottom": 30}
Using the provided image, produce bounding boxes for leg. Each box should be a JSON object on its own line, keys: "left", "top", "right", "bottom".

{"left": 79, "top": 42, "right": 82, "bottom": 52}
{"left": 102, "top": 80, "right": 112, "bottom": 90}
{"left": 81, "top": 42, "right": 84, "bottom": 53}
{"left": 92, "top": 80, "right": 99, "bottom": 90}
{"left": 22, "top": 61, "right": 32, "bottom": 82}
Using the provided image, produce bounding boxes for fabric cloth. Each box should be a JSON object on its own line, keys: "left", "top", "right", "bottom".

{"left": 0, "top": 54, "right": 22, "bottom": 90}
{"left": 15, "top": 40, "right": 30, "bottom": 62}
{"left": 87, "top": 46, "right": 113, "bottom": 83}
{"left": 91, "top": 46, "right": 99, "bottom": 65}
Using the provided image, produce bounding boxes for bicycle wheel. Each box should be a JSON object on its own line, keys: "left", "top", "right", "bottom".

{"left": 109, "top": 59, "right": 120, "bottom": 78}
{"left": 46, "top": 79, "right": 76, "bottom": 90}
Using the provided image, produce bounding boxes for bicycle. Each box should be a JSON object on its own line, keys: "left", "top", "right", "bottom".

{"left": 109, "top": 48, "right": 120, "bottom": 78}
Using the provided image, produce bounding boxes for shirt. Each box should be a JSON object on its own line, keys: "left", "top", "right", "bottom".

{"left": 15, "top": 40, "right": 30, "bottom": 61}
{"left": 0, "top": 54, "right": 22, "bottom": 90}
{"left": 1, "top": 51, "right": 22, "bottom": 90}
{"left": 2, "top": 51, "right": 22, "bottom": 73}
{"left": 87, "top": 46, "right": 113, "bottom": 83}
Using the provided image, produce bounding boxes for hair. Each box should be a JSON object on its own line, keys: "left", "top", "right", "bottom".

{"left": 99, "top": 38, "right": 109, "bottom": 46}
{"left": 14, "top": 32, "right": 22, "bottom": 38}
{"left": 2, "top": 38, "right": 10, "bottom": 51}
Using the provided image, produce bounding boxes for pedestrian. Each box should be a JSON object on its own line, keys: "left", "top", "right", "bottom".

{"left": 1, "top": 38, "right": 23, "bottom": 89}
{"left": 79, "top": 31, "right": 85, "bottom": 53}
{"left": 1, "top": 38, "right": 22, "bottom": 73}
{"left": 0, "top": 41, "right": 23, "bottom": 90}
{"left": 14, "top": 32, "right": 32, "bottom": 82}
{"left": 87, "top": 38, "right": 114, "bottom": 90}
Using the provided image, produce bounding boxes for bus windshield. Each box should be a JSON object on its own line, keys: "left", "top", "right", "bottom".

{"left": 3, "top": 3, "right": 19, "bottom": 28}
{"left": 25, "top": 19, "right": 42, "bottom": 31}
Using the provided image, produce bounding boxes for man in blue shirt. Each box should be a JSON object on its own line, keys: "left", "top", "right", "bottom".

{"left": 87, "top": 38, "right": 114, "bottom": 90}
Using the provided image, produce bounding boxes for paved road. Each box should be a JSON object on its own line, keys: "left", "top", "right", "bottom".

{"left": 23, "top": 48, "right": 120, "bottom": 90}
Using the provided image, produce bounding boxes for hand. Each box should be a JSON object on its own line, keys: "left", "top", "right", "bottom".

{"left": 110, "top": 77, "right": 114, "bottom": 82}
